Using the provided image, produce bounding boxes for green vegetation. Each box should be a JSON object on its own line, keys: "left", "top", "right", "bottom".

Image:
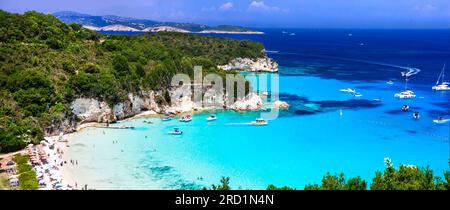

{"left": 208, "top": 160, "right": 449, "bottom": 190}
{"left": 204, "top": 177, "right": 231, "bottom": 190}
{"left": 0, "top": 10, "right": 263, "bottom": 153}
{"left": 302, "top": 159, "right": 448, "bottom": 190}
{"left": 13, "top": 154, "right": 39, "bottom": 190}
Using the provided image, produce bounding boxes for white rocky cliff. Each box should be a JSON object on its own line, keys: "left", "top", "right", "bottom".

{"left": 218, "top": 57, "right": 278, "bottom": 72}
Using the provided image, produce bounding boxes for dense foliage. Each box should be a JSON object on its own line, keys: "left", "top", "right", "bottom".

{"left": 208, "top": 160, "right": 449, "bottom": 190}
{"left": 303, "top": 159, "right": 449, "bottom": 190}
{"left": 0, "top": 10, "right": 264, "bottom": 153}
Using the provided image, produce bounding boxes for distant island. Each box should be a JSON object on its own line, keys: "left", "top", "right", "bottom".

{"left": 53, "top": 11, "right": 264, "bottom": 34}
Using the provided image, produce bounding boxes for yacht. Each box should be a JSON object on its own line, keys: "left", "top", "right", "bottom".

{"left": 394, "top": 70, "right": 417, "bottom": 99}
{"left": 394, "top": 90, "right": 416, "bottom": 99}
{"left": 432, "top": 64, "right": 450, "bottom": 91}
{"left": 251, "top": 118, "right": 268, "bottom": 126}
{"left": 206, "top": 115, "right": 217, "bottom": 121}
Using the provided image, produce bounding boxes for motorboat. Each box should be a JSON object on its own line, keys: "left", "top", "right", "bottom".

{"left": 161, "top": 114, "right": 172, "bottom": 121}
{"left": 386, "top": 80, "right": 394, "bottom": 85}
{"left": 206, "top": 115, "right": 217, "bottom": 121}
{"left": 394, "top": 90, "right": 416, "bottom": 99}
{"left": 180, "top": 115, "right": 192, "bottom": 122}
{"left": 353, "top": 93, "right": 363, "bottom": 97}
{"left": 432, "top": 64, "right": 450, "bottom": 91}
{"left": 339, "top": 88, "right": 356, "bottom": 94}
{"left": 413, "top": 112, "right": 420, "bottom": 120}
{"left": 395, "top": 67, "right": 418, "bottom": 99}
{"left": 251, "top": 118, "right": 268, "bottom": 126}
{"left": 401, "top": 105, "right": 410, "bottom": 111}
{"left": 433, "top": 117, "right": 450, "bottom": 124}
{"left": 168, "top": 128, "right": 183, "bottom": 135}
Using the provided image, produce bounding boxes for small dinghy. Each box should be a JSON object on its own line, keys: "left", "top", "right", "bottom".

{"left": 401, "top": 105, "right": 410, "bottom": 111}
{"left": 169, "top": 128, "right": 183, "bottom": 135}
{"left": 413, "top": 112, "right": 420, "bottom": 120}
{"left": 206, "top": 115, "right": 217, "bottom": 121}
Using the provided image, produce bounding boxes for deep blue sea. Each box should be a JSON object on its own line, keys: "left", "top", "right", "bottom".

{"left": 65, "top": 29, "right": 450, "bottom": 189}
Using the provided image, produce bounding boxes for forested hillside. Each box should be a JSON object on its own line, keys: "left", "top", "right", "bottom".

{"left": 0, "top": 10, "right": 265, "bottom": 153}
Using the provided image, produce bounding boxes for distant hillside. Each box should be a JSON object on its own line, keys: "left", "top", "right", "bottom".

{"left": 53, "top": 11, "right": 263, "bottom": 34}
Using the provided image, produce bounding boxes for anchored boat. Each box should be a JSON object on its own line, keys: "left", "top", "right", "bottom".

{"left": 432, "top": 64, "right": 450, "bottom": 91}
{"left": 206, "top": 115, "right": 217, "bottom": 121}
{"left": 251, "top": 118, "right": 268, "bottom": 126}
{"left": 169, "top": 128, "right": 183, "bottom": 135}
{"left": 180, "top": 115, "right": 192, "bottom": 122}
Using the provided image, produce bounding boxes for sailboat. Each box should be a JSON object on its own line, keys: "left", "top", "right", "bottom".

{"left": 432, "top": 64, "right": 450, "bottom": 91}
{"left": 394, "top": 68, "right": 417, "bottom": 99}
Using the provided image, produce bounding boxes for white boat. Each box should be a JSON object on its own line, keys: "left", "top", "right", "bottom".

{"left": 339, "top": 88, "right": 356, "bottom": 94}
{"left": 394, "top": 90, "right": 416, "bottom": 99}
{"left": 250, "top": 118, "right": 268, "bottom": 126}
{"left": 433, "top": 117, "right": 450, "bottom": 124}
{"left": 432, "top": 64, "right": 450, "bottom": 91}
{"left": 394, "top": 70, "right": 417, "bottom": 99}
{"left": 180, "top": 115, "right": 192, "bottom": 122}
{"left": 206, "top": 115, "right": 217, "bottom": 121}
{"left": 386, "top": 80, "right": 394, "bottom": 85}
{"left": 413, "top": 112, "right": 420, "bottom": 120}
{"left": 353, "top": 93, "right": 363, "bottom": 97}
{"left": 168, "top": 128, "right": 183, "bottom": 135}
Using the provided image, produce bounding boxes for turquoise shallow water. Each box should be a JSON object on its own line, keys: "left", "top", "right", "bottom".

{"left": 65, "top": 72, "right": 449, "bottom": 190}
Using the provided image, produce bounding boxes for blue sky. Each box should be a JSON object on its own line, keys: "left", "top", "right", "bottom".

{"left": 1, "top": 0, "right": 450, "bottom": 28}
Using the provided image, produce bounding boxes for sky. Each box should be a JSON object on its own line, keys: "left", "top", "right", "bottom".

{"left": 1, "top": 0, "right": 450, "bottom": 28}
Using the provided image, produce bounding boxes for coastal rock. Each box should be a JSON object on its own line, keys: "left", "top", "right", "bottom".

{"left": 70, "top": 98, "right": 115, "bottom": 123}
{"left": 218, "top": 57, "right": 278, "bottom": 72}
{"left": 230, "top": 92, "right": 263, "bottom": 111}
{"left": 273, "top": 100, "right": 290, "bottom": 109}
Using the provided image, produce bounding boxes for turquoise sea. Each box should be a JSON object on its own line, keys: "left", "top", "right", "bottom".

{"left": 65, "top": 29, "right": 450, "bottom": 189}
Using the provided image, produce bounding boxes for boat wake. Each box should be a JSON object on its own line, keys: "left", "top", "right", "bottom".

{"left": 276, "top": 52, "right": 422, "bottom": 74}
{"left": 225, "top": 122, "right": 253, "bottom": 126}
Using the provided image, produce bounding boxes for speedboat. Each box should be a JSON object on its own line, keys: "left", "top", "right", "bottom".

{"left": 401, "top": 105, "right": 410, "bottom": 111}
{"left": 386, "top": 80, "right": 394, "bottom": 85}
{"left": 394, "top": 90, "right": 416, "bottom": 99}
{"left": 353, "top": 93, "right": 363, "bottom": 97}
{"left": 180, "top": 115, "right": 192, "bottom": 122}
{"left": 168, "top": 128, "right": 183, "bottom": 135}
{"left": 251, "top": 118, "right": 268, "bottom": 126}
{"left": 206, "top": 115, "right": 217, "bottom": 121}
{"left": 433, "top": 117, "right": 450, "bottom": 124}
{"left": 413, "top": 112, "right": 420, "bottom": 120}
{"left": 432, "top": 64, "right": 450, "bottom": 91}
{"left": 339, "top": 88, "right": 356, "bottom": 94}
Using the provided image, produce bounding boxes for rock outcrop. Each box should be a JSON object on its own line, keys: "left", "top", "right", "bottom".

{"left": 218, "top": 57, "right": 278, "bottom": 72}
{"left": 273, "top": 100, "right": 290, "bottom": 109}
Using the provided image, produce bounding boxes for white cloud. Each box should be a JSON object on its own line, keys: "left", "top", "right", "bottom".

{"left": 248, "top": 1, "right": 288, "bottom": 13}
{"left": 414, "top": 3, "right": 437, "bottom": 15}
{"left": 219, "top": 2, "right": 234, "bottom": 11}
